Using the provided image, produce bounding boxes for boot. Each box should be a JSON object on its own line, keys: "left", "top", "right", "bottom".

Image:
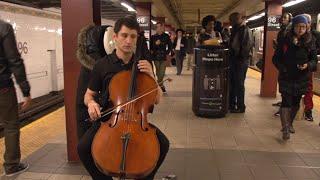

{"left": 280, "top": 107, "right": 291, "bottom": 140}
{"left": 289, "top": 106, "right": 299, "bottom": 133}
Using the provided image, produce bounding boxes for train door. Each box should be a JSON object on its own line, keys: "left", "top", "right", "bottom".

{"left": 48, "top": 49, "right": 58, "bottom": 93}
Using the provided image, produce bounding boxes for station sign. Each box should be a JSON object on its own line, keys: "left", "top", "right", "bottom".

{"left": 137, "top": 16, "right": 150, "bottom": 31}
{"left": 267, "top": 15, "right": 281, "bottom": 31}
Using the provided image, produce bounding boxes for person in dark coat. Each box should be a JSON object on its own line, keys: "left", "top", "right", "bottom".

{"left": 185, "top": 33, "right": 196, "bottom": 70}
{"left": 150, "top": 22, "right": 172, "bottom": 93}
{"left": 76, "top": 24, "right": 110, "bottom": 139}
{"left": 273, "top": 12, "right": 292, "bottom": 117}
{"left": 272, "top": 15, "right": 318, "bottom": 140}
{"left": 228, "top": 12, "right": 253, "bottom": 113}
{"left": 0, "top": 19, "right": 32, "bottom": 176}
{"left": 301, "top": 14, "right": 320, "bottom": 122}
{"left": 173, "top": 29, "right": 187, "bottom": 75}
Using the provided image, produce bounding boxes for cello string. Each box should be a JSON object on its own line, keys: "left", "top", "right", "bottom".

{"left": 85, "top": 78, "right": 171, "bottom": 122}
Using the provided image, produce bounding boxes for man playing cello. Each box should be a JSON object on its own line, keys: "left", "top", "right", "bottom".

{"left": 77, "top": 16, "right": 170, "bottom": 180}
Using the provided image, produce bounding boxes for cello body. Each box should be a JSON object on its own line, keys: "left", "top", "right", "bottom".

{"left": 91, "top": 70, "right": 160, "bottom": 179}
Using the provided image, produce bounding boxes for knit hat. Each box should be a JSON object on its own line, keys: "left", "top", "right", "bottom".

{"left": 292, "top": 15, "right": 308, "bottom": 25}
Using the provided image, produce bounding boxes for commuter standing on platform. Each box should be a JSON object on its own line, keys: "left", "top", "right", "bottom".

{"left": 150, "top": 22, "right": 172, "bottom": 93}
{"left": 198, "top": 15, "right": 222, "bottom": 45}
{"left": 302, "top": 14, "right": 320, "bottom": 122}
{"left": 173, "top": 29, "right": 187, "bottom": 75}
{"left": 228, "top": 12, "right": 253, "bottom": 113}
{"left": 272, "top": 15, "right": 317, "bottom": 140}
{"left": 273, "top": 12, "right": 293, "bottom": 117}
{"left": 0, "top": 19, "right": 32, "bottom": 176}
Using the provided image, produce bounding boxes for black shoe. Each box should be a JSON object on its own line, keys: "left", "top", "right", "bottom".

{"left": 289, "top": 125, "right": 295, "bottom": 133}
{"left": 5, "top": 163, "right": 29, "bottom": 176}
{"left": 305, "top": 110, "right": 313, "bottom": 121}
{"left": 272, "top": 101, "right": 282, "bottom": 106}
{"left": 281, "top": 126, "right": 295, "bottom": 134}
{"left": 230, "top": 108, "right": 245, "bottom": 113}
{"left": 162, "top": 174, "right": 177, "bottom": 180}
{"left": 161, "top": 86, "right": 167, "bottom": 93}
{"left": 274, "top": 110, "right": 280, "bottom": 116}
{"left": 282, "top": 127, "right": 290, "bottom": 140}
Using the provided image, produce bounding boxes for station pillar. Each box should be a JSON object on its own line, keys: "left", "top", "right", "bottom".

{"left": 260, "top": 0, "right": 282, "bottom": 97}
{"left": 136, "top": 2, "right": 152, "bottom": 40}
{"left": 61, "top": 0, "right": 101, "bottom": 162}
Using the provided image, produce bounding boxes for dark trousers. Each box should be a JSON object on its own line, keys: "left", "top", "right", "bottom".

{"left": 78, "top": 121, "right": 170, "bottom": 180}
{"left": 0, "top": 88, "right": 21, "bottom": 170}
{"left": 175, "top": 50, "right": 184, "bottom": 75}
{"left": 153, "top": 61, "right": 167, "bottom": 86}
{"left": 229, "top": 61, "right": 248, "bottom": 109}
{"left": 76, "top": 104, "right": 92, "bottom": 140}
{"left": 281, "top": 93, "right": 302, "bottom": 108}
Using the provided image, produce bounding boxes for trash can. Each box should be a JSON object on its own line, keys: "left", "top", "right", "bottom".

{"left": 192, "top": 45, "right": 229, "bottom": 117}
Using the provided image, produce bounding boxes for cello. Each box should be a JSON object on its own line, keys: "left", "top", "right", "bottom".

{"left": 91, "top": 38, "right": 168, "bottom": 179}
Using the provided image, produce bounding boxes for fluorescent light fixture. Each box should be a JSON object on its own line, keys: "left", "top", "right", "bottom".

{"left": 282, "top": 0, "right": 306, "bottom": 7}
{"left": 151, "top": 20, "right": 157, "bottom": 24}
{"left": 247, "top": 12, "right": 265, "bottom": 22}
{"left": 247, "top": 15, "right": 262, "bottom": 21}
{"left": 121, "top": 2, "right": 136, "bottom": 12}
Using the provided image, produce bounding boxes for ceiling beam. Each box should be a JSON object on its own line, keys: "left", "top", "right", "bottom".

{"left": 160, "top": 0, "right": 182, "bottom": 27}
{"left": 216, "top": 0, "right": 242, "bottom": 20}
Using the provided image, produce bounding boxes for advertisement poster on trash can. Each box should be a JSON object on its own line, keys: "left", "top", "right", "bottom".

{"left": 202, "top": 52, "right": 224, "bottom": 62}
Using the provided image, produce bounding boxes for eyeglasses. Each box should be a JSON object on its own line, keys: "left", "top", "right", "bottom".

{"left": 294, "top": 25, "right": 307, "bottom": 29}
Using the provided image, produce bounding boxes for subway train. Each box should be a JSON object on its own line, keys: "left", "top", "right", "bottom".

{"left": 249, "top": 12, "right": 320, "bottom": 95}
{"left": 0, "top": 1, "right": 64, "bottom": 103}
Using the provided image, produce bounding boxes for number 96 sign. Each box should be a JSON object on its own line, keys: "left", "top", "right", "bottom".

{"left": 18, "top": 42, "right": 28, "bottom": 55}
{"left": 268, "top": 17, "right": 277, "bottom": 24}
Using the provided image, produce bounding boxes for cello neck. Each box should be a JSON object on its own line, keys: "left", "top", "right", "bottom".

{"left": 127, "top": 35, "right": 143, "bottom": 100}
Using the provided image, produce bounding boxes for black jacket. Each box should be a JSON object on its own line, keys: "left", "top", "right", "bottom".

{"left": 150, "top": 33, "right": 172, "bottom": 61}
{"left": 229, "top": 25, "right": 253, "bottom": 63}
{"left": 0, "top": 19, "right": 30, "bottom": 97}
{"left": 186, "top": 36, "right": 196, "bottom": 54}
{"left": 76, "top": 25, "right": 109, "bottom": 125}
{"left": 173, "top": 36, "right": 187, "bottom": 56}
{"left": 272, "top": 32, "right": 318, "bottom": 95}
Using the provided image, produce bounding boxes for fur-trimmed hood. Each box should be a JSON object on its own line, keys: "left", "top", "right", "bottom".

{"left": 76, "top": 24, "right": 96, "bottom": 70}
{"left": 76, "top": 24, "right": 111, "bottom": 70}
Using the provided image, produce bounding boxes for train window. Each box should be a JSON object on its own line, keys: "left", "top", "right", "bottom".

{"left": 259, "top": 29, "right": 264, "bottom": 51}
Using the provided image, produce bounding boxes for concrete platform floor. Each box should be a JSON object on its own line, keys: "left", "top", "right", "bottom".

{"left": 1, "top": 67, "right": 320, "bottom": 180}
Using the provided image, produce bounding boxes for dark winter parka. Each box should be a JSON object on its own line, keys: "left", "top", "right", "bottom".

{"left": 272, "top": 31, "right": 318, "bottom": 96}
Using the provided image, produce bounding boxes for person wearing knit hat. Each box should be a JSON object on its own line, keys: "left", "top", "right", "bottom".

{"left": 301, "top": 14, "right": 320, "bottom": 123}
{"left": 272, "top": 13, "right": 318, "bottom": 140}
{"left": 292, "top": 15, "right": 308, "bottom": 25}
